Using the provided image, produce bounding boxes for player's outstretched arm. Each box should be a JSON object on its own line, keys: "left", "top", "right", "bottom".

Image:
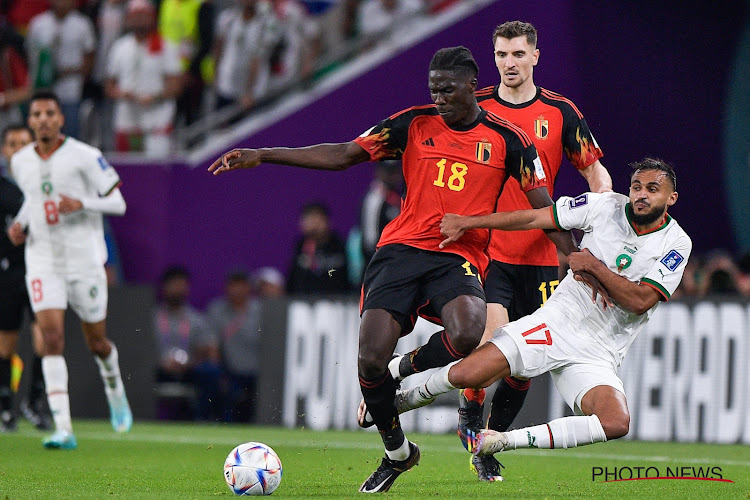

{"left": 439, "top": 207, "right": 555, "bottom": 249}
{"left": 208, "top": 142, "right": 370, "bottom": 175}
{"left": 569, "top": 248, "right": 661, "bottom": 315}
{"left": 579, "top": 160, "right": 613, "bottom": 193}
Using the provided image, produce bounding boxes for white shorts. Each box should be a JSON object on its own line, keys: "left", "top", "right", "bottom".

{"left": 490, "top": 312, "right": 625, "bottom": 414}
{"left": 25, "top": 271, "right": 108, "bottom": 323}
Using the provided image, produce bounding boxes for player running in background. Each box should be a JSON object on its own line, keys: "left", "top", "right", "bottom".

{"left": 0, "top": 124, "right": 52, "bottom": 432}
{"left": 449, "top": 21, "right": 613, "bottom": 481}
{"left": 209, "top": 46, "right": 584, "bottom": 493}
{"left": 6, "top": 90, "right": 132, "bottom": 449}
{"left": 396, "top": 159, "right": 690, "bottom": 466}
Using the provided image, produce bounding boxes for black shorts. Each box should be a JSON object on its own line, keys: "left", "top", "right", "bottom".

{"left": 484, "top": 260, "right": 559, "bottom": 322}
{"left": 0, "top": 270, "right": 33, "bottom": 331}
{"left": 361, "top": 244, "right": 485, "bottom": 334}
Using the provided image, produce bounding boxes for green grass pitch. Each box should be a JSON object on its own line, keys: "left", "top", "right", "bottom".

{"left": 1, "top": 420, "right": 748, "bottom": 498}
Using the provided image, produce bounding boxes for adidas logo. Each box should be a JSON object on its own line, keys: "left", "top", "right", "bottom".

{"left": 422, "top": 138, "right": 435, "bottom": 146}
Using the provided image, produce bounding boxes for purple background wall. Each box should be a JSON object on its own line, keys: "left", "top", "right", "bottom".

{"left": 111, "top": 0, "right": 747, "bottom": 307}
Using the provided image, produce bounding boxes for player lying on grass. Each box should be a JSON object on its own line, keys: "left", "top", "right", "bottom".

{"left": 393, "top": 158, "right": 691, "bottom": 459}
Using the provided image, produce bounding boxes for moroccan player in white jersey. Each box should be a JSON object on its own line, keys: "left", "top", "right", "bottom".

{"left": 7, "top": 91, "right": 132, "bottom": 449}
{"left": 393, "top": 158, "right": 691, "bottom": 464}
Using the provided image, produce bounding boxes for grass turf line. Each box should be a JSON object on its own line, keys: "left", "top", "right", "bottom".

{"left": 1, "top": 420, "right": 748, "bottom": 499}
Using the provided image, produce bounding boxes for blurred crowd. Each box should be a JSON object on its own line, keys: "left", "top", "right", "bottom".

{"left": 0, "top": 0, "right": 466, "bottom": 155}
{"left": 673, "top": 249, "right": 750, "bottom": 299}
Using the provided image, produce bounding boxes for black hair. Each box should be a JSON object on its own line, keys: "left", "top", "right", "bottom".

{"left": 629, "top": 157, "right": 677, "bottom": 191}
{"left": 29, "top": 89, "right": 62, "bottom": 109}
{"left": 160, "top": 266, "right": 190, "bottom": 284}
{"left": 1, "top": 123, "right": 32, "bottom": 144}
{"left": 429, "top": 46, "right": 479, "bottom": 80}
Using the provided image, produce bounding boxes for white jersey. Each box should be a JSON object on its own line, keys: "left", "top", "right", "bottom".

{"left": 11, "top": 137, "right": 121, "bottom": 277}
{"left": 547, "top": 192, "right": 692, "bottom": 365}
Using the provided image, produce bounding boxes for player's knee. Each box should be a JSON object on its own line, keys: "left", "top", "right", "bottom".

{"left": 357, "top": 348, "right": 389, "bottom": 379}
{"left": 446, "top": 317, "right": 484, "bottom": 354}
{"left": 600, "top": 411, "right": 630, "bottom": 440}
{"left": 446, "top": 362, "right": 476, "bottom": 390}
{"left": 40, "top": 328, "right": 64, "bottom": 353}
{"left": 85, "top": 336, "right": 110, "bottom": 356}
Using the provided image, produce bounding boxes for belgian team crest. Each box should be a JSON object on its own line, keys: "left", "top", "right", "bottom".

{"left": 534, "top": 116, "right": 549, "bottom": 139}
{"left": 476, "top": 141, "right": 492, "bottom": 164}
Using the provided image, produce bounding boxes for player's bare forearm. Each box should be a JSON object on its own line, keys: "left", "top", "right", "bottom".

{"left": 439, "top": 208, "right": 555, "bottom": 248}
{"left": 579, "top": 160, "right": 613, "bottom": 193}
{"left": 569, "top": 249, "right": 661, "bottom": 315}
{"left": 209, "top": 142, "right": 370, "bottom": 175}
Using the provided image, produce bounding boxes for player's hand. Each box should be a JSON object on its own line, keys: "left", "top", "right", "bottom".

{"left": 208, "top": 149, "right": 261, "bottom": 175}
{"left": 439, "top": 213, "right": 467, "bottom": 249}
{"left": 574, "top": 270, "right": 613, "bottom": 310}
{"left": 58, "top": 194, "right": 83, "bottom": 214}
{"left": 567, "top": 248, "right": 598, "bottom": 274}
{"left": 7, "top": 222, "right": 26, "bottom": 246}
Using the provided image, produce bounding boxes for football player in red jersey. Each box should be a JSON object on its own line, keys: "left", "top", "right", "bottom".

{"left": 209, "top": 46, "right": 589, "bottom": 493}
{"left": 456, "top": 21, "right": 613, "bottom": 481}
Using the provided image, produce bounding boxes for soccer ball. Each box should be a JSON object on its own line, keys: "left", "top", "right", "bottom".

{"left": 224, "top": 442, "right": 283, "bottom": 496}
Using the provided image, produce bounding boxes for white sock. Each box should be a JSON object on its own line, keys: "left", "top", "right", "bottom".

{"left": 42, "top": 355, "right": 73, "bottom": 434}
{"left": 422, "top": 361, "right": 459, "bottom": 398}
{"left": 506, "top": 415, "right": 607, "bottom": 449}
{"left": 94, "top": 343, "right": 125, "bottom": 400}
{"left": 385, "top": 437, "right": 410, "bottom": 461}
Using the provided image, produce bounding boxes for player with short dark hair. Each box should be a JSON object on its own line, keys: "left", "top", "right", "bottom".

{"left": 449, "top": 21, "right": 613, "bottom": 481}
{"left": 0, "top": 124, "right": 53, "bottom": 432}
{"left": 394, "top": 158, "right": 690, "bottom": 467}
{"left": 208, "top": 45, "right": 585, "bottom": 493}
{"left": 7, "top": 90, "right": 132, "bottom": 449}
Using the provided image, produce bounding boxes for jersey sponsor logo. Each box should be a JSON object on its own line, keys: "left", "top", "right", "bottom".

{"left": 534, "top": 116, "right": 549, "bottom": 139}
{"left": 570, "top": 193, "right": 588, "bottom": 208}
{"left": 89, "top": 285, "right": 98, "bottom": 298}
{"left": 616, "top": 254, "right": 633, "bottom": 272}
{"left": 41, "top": 181, "right": 53, "bottom": 195}
{"left": 661, "top": 250, "right": 684, "bottom": 271}
{"left": 475, "top": 141, "right": 492, "bottom": 164}
{"left": 97, "top": 156, "right": 112, "bottom": 171}
{"left": 422, "top": 138, "right": 435, "bottom": 146}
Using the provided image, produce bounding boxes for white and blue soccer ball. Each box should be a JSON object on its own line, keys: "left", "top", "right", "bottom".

{"left": 224, "top": 442, "right": 283, "bottom": 496}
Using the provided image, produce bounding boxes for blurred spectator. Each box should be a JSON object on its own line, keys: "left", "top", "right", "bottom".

{"left": 359, "top": 160, "right": 402, "bottom": 265}
{"left": 356, "top": 0, "right": 423, "bottom": 48}
{"left": 253, "top": 266, "right": 286, "bottom": 298}
{"left": 153, "top": 266, "right": 220, "bottom": 420}
{"left": 673, "top": 254, "right": 703, "bottom": 299}
{"left": 90, "top": 0, "right": 127, "bottom": 88}
{"left": 287, "top": 201, "right": 350, "bottom": 294}
{"left": 0, "top": 24, "right": 31, "bottom": 129}
{"left": 737, "top": 252, "right": 750, "bottom": 297}
{"left": 4, "top": 0, "right": 50, "bottom": 35}
{"left": 157, "top": 0, "right": 216, "bottom": 127}
{"left": 268, "top": 0, "right": 320, "bottom": 91}
{"left": 206, "top": 269, "right": 261, "bottom": 422}
{"left": 106, "top": 0, "right": 182, "bottom": 155}
{"left": 703, "top": 250, "right": 741, "bottom": 296}
{"left": 26, "top": 0, "right": 96, "bottom": 139}
{"left": 214, "top": 0, "right": 277, "bottom": 113}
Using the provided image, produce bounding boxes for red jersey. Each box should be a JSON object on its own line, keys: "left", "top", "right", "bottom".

{"left": 0, "top": 47, "right": 29, "bottom": 93}
{"left": 353, "top": 105, "right": 545, "bottom": 274}
{"left": 477, "top": 86, "right": 604, "bottom": 266}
